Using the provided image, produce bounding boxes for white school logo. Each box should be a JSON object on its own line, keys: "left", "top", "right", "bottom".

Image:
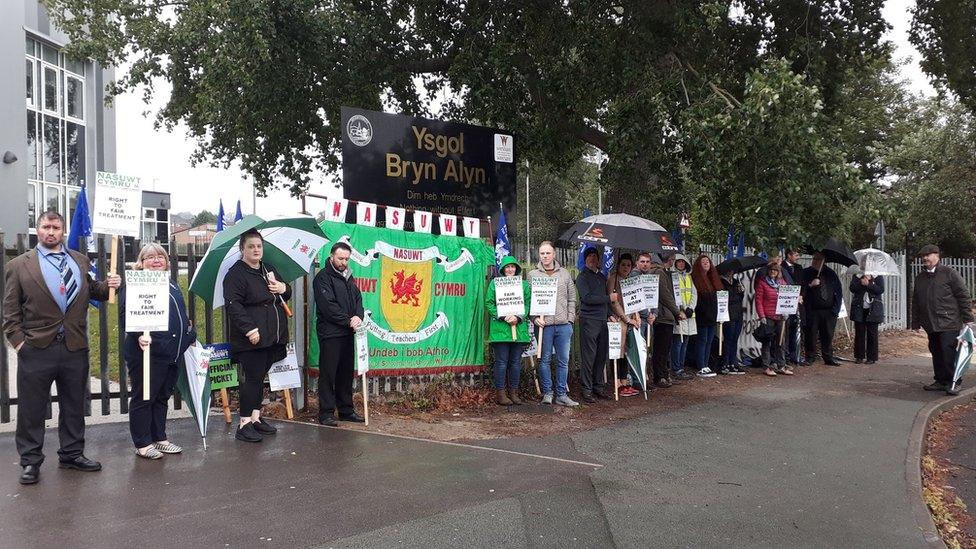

{"left": 347, "top": 115, "right": 373, "bottom": 146}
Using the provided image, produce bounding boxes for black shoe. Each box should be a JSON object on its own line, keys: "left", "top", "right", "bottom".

{"left": 19, "top": 465, "right": 39, "bottom": 485}
{"left": 717, "top": 367, "right": 731, "bottom": 375}
{"left": 854, "top": 359, "right": 863, "bottom": 364}
{"left": 865, "top": 360, "right": 877, "bottom": 365}
{"left": 595, "top": 390, "right": 613, "bottom": 400}
{"left": 923, "top": 381, "right": 948, "bottom": 391}
{"left": 797, "top": 360, "right": 810, "bottom": 367}
{"left": 318, "top": 416, "right": 338, "bottom": 427}
{"left": 824, "top": 360, "right": 841, "bottom": 367}
{"left": 674, "top": 371, "right": 695, "bottom": 381}
{"left": 253, "top": 420, "right": 277, "bottom": 435}
{"left": 338, "top": 412, "right": 366, "bottom": 423}
{"left": 235, "top": 423, "right": 263, "bottom": 442}
{"left": 58, "top": 456, "right": 101, "bottom": 472}
{"left": 655, "top": 379, "right": 673, "bottom": 388}
{"left": 581, "top": 393, "right": 596, "bottom": 404}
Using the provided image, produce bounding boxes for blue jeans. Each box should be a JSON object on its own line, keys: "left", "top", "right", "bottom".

{"left": 538, "top": 323, "right": 573, "bottom": 396}
{"left": 722, "top": 319, "right": 743, "bottom": 367}
{"left": 492, "top": 342, "right": 525, "bottom": 390}
{"left": 671, "top": 334, "right": 690, "bottom": 374}
{"left": 694, "top": 324, "right": 717, "bottom": 370}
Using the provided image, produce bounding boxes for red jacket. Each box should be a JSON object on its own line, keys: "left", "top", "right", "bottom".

{"left": 755, "top": 276, "right": 786, "bottom": 320}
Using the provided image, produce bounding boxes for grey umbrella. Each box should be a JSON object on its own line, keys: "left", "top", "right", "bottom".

{"left": 558, "top": 213, "right": 680, "bottom": 254}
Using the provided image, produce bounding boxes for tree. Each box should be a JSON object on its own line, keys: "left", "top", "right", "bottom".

{"left": 192, "top": 210, "right": 217, "bottom": 227}
{"left": 47, "top": 0, "right": 903, "bottom": 247}
{"left": 911, "top": 0, "right": 976, "bottom": 114}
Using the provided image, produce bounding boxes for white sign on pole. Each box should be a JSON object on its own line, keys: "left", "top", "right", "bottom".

{"left": 620, "top": 275, "right": 649, "bottom": 315}
{"left": 354, "top": 326, "right": 370, "bottom": 375}
{"left": 269, "top": 342, "right": 302, "bottom": 391}
{"left": 716, "top": 290, "right": 730, "bottom": 322}
{"left": 838, "top": 299, "right": 848, "bottom": 319}
{"left": 608, "top": 322, "right": 624, "bottom": 360}
{"left": 92, "top": 171, "right": 142, "bottom": 237}
{"left": 640, "top": 274, "right": 660, "bottom": 310}
{"left": 124, "top": 270, "right": 170, "bottom": 332}
{"left": 775, "top": 285, "right": 802, "bottom": 316}
{"left": 672, "top": 277, "right": 683, "bottom": 307}
{"left": 529, "top": 276, "right": 558, "bottom": 317}
{"left": 494, "top": 276, "right": 525, "bottom": 317}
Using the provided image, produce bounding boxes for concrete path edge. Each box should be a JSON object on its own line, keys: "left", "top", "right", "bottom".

{"left": 906, "top": 385, "right": 976, "bottom": 549}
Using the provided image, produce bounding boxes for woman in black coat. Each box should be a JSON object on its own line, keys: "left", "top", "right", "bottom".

{"left": 122, "top": 244, "right": 197, "bottom": 460}
{"left": 223, "top": 229, "right": 292, "bottom": 443}
{"left": 850, "top": 273, "right": 885, "bottom": 364}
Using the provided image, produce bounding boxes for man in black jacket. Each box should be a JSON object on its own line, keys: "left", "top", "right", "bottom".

{"left": 782, "top": 249, "right": 805, "bottom": 365}
{"left": 912, "top": 245, "right": 975, "bottom": 394}
{"left": 313, "top": 242, "right": 366, "bottom": 426}
{"left": 575, "top": 247, "right": 616, "bottom": 403}
{"left": 801, "top": 252, "right": 843, "bottom": 366}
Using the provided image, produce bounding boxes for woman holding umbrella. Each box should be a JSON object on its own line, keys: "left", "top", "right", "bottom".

{"left": 223, "top": 229, "right": 292, "bottom": 443}
{"left": 121, "top": 244, "right": 197, "bottom": 459}
{"left": 850, "top": 269, "right": 884, "bottom": 364}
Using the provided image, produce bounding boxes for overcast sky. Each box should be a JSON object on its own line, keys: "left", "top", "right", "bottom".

{"left": 115, "top": 0, "right": 935, "bottom": 220}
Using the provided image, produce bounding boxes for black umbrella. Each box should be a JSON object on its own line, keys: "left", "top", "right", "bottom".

{"left": 716, "top": 255, "right": 767, "bottom": 275}
{"left": 557, "top": 213, "right": 679, "bottom": 255}
{"left": 804, "top": 237, "right": 858, "bottom": 267}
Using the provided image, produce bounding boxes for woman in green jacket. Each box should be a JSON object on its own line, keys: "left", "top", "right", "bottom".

{"left": 485, "top": 256, "right": 532, "bottom": 405}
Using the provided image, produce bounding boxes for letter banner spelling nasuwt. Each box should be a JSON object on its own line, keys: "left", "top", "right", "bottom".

{"left": 309, "top": 221, "right": 494, "bottom": 375}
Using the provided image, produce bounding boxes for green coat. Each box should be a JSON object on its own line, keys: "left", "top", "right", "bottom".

{"left": 485, "top": 256, "right": 531, "bottom": 343}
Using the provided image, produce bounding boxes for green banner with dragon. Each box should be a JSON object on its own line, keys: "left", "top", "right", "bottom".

{"left": 308, "top": 221, "right": 493, "bottom": 375}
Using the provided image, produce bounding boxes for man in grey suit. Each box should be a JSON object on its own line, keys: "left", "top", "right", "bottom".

{"left": 3, "top": 211, "right": 121, "bottom": 484}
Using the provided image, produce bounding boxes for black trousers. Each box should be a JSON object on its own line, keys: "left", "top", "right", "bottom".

{"left": 853, "top": 322, "right": 879, "bottom": 362}
{"left": 928, "top": 331, "right": 959, "bottom": 384}
{"left": 651, "top": 323, "right": 674, "bottom": 382}
{"left": 804, "top": 309, "right": 837, "bottom": 362}
{"left": 579, "top": 317, "right": 609, "bottom": 394}
{"left": 16, "top": 339, "right": 88, "bottom": 467}
{"left": 760, "top": 319, "right": 786, "bottom": 368}
{"left": 127, "top": 357, "right": 178, "bottom": 448}
{"left": 236, "top": 347, "right": 276, "bottom": 416}
{"left": 318, "top": 335, "right": 355, "bottom": 418}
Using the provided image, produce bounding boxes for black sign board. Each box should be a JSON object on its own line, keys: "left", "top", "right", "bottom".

{"left": 341, "top": 107, "right": 517, "bottom": 222}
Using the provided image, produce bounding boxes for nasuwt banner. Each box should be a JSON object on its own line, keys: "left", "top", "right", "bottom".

{"left": 309, "top": 220, "right": 494, "bottom": 375}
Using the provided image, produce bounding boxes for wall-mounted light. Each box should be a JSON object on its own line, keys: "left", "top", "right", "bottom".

{"left": 2, "top": 151, "right": 17, "bottom": 164}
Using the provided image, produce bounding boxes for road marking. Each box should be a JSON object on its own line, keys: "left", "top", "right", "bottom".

{"left": 274, "top": 418, "right": 604, "bottom": 469}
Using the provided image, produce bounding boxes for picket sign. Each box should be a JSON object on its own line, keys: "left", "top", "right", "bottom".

{"left": 619, "top": 275, "right": 649, "bottom": 316}
{"left": 355, "top": 325, "right": 370, "bottom": 426}
{"left": 530, "top": 276, "right": 558, "bottom": 358}
{"left": 716, "top": 290, "right": 730, "bottom": 355}
{"left": 495, "top": 276, "right": 525, "bottom": 341}
{"left": 775, "top": 285, "right": 801, "bottom": 316}
{"left": 93, "top": 171, "right": 142, "bottom": 303}
{"left": 124, "top": 270, "right": 170, "bottom": 401}
{"left": 269, "top": 343, "right": 301, "bottom": 418}
{"left": 608, "top": 322, "right": 624, "bottom": 401}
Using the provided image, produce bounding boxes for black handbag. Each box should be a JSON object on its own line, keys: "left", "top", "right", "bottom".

{"left": 753, "top": 319, "right": 774, "bottom": 341}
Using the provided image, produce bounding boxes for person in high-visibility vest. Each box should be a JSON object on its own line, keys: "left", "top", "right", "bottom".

{"left": 669, "top": 254, "right": 697, "bottom": 380}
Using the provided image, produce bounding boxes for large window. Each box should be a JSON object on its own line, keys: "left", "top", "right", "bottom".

{"left": 26, "top": 36, "right": 88, "bottom": 236}
{"left": 142, "top": 207, "right": 171, "bottom": 251}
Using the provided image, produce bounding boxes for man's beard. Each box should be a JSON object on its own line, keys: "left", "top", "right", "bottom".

{"left": 39, "top": 237, "right": 62, "bottom": 250}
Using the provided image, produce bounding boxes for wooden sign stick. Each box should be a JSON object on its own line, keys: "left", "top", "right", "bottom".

{"left": 108, "top": 235, "right": 119, "bottom": 303}
{"left": 220, "top": 388, "right": 232, "bottom": 423}
{"left": 613, "top": 359, "right": 619, "bottom": 401}
{"left": 719, "top": 323, "right": 724, "bottom": 356}
{"left": 282, "top": 389, "right": 294, "bottom": 419}
{"left": 142, "top": 330, "right": 150, "bottom": 400}
{"left": 536, "top": 320, "right": 544, "bottom": 359}
{"left": 361, "top": 372, "right": 369, "bottom": 426}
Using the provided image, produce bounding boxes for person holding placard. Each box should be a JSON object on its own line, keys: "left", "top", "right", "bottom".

{"left": 669, "top": 254, "right": 697, "bottom": 381}
{"left": 527, "top": 242, "right": 579, "bottom": 407}
{"left": 120, "top": 244, "right": 197, "bottom": 459}
{"left": 608, "top": 254, "right": 641, "bottom": 397}
{"left": 485, "top": 255, "right": 531, "bottom": 405}
{"left": 313, "top": 241, "right": 366, "bottom": 426}
{"left": 576, "top": 247, "right": 615, "bottom": 402}
{"left": 649, "top": 254, "right": 683, "bottom": 388}
{"left": 718, "top": 267, "right": 747, "bottom": 375}
{"left": 754, "top": 261, "right": 792, "bottom": 376}
{"left": 690, "top": 255, "right": 721, "bottom": 378}
{"left": 801, "top": 252, "right": 843, "bottom": 366}
{"left": 632, "top": 253, "right": 658, "bottom": 329}
{"left": 224, "top": 230, "right": 292, "bottom": 442}
{"left": 3, "top": 211, "right": 121, "bottom": 485}
{"left": 782, "top": 249, "right": 805, "bottom": 365}
{"left": 849, "top": 270, "right": 884, "bottom": 364}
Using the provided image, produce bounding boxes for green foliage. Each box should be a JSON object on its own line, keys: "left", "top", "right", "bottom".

{"left": 911, "top": 0, "right": 976, "bottom": 114}
{"left": 191, "top": 210, "right": 217, "bottom": 227}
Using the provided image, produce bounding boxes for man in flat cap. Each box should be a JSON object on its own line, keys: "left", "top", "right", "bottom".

{"left": 912, "top": 245, "right": 975, "bottom": 395}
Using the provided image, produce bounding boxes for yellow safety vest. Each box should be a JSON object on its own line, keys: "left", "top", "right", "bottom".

{"left": 678, "top": 273, "right": 695, "bottom": 317}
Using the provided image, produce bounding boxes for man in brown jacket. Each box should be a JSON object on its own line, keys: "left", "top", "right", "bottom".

{"left": 649, "top": 253, "right": 685, "bottom": 387}
{"left": 912, "top": 245, "right": 975, "bottom": 394}
{"left": 3, "top": 211, "right": 121, "bottom": 484}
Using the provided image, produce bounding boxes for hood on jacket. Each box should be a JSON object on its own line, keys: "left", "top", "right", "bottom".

{"left": 535, "top": 259, "right": 563, "bottom": 272}
{"left": 672, "top": 253, "right": 690, "bottom": 272}
{"left": 497, "top": 255, "right": 522, "bottom": 277}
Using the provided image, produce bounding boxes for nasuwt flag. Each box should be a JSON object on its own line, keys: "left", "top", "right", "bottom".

{"left": 309, "top": 221, "right": 494, "bottom": 375}
{"left": 66, "top": 183, "right": 99, "bottom": 307}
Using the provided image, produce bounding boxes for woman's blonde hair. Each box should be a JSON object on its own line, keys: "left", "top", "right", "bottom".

{"left": 134, "top": 243, "right": 170, "bottom": 271}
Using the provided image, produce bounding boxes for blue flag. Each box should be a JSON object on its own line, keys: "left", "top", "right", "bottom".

{"left": 67, "top": 183, "right": 99, "bottom": 307}
{"left": 234, "top": 200, "right": 243, "bottom": 222}
{"left": 602, "top": 246, "right": 614, "bottom": 276}
{"left": 216, "top": 200, "right": 225, "bottom": 232}
{"left": 576, "top": 208, "right": 591, "bottom": 270}
{"left": 725, "top": 224, "right": 736, "bottom": 261}
{"left": 736, "top": 232, "right": 746, "bottom": 258}
{"left": 494, "top": 206, "right": 511, "bottom": 268}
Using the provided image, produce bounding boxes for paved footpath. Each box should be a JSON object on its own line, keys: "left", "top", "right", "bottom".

{"left": 0, "top": 358, "right": 948, "bottom": 548}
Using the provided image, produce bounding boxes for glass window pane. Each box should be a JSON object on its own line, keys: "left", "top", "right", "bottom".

{"left": 43, "top": 66, "right": 58, "bottom": 113}
{"left": 157, "top": 209, "right": 168, "bottom": 221}
{"left": 156, "top": 222, "right": 169, "bottom": 243}
{"left": 143, "top": 208, "right": 155, "bottom": 220}
{"left": 42, "top": 115, "right": 61, "bottom": 183}
{"left": 65, "top": 57, "right": 86, "bottom": 76}
{"left": 142, "top": 222, "right": 156, "bottom": 242}
{"left": 27, "top": 113, "right": 38, "bottom": 179}
{"left": 66, "top": 76, "right": 83, "bottom": 119}
{"left": 45, "top": 185, "right": 61, "bottom": 215}
{"left": 26, "top": 36, "right": 35, "bottom": 56}
{"left": 42, "top": 44, "right": 58, "bottom": 65}
{"left": 65, "top": 122, "right": 85, "bottom": 185}
{"left": 27, "top": 183, "right": 37, "bottom": 230}
{"left": 26, "top": 60, "right": 34, "bottom": 105}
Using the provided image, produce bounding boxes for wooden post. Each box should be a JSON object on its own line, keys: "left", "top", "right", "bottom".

{"left": 779, "top": 319, "right": 787, "bottom": 346}
{"left": 108, "top": 235, "right": 119, "bottom": 303}
{"left": 536, "top": 321, "right": 543, "bottom": 358}
{"left": 282, "top": 389, "right": 294, "bottom": 419}
{"left": 142, "top": 330, "right": 150, "bottom": 401}
{"left": 529, "top": 356, "right": 541, "bottom": 396}
{"left": 719, "top": 323, "right": 724, "bottom": 356}
{"left": 646, "top": 323, "right": 651, "bottom": 349}
{"left": 511, "top": 324, "right": 517, "bottom": 341}
{"left": 361, "top": 372, "right": 369, "bottom": 426}
{"left": 220, "top": 388, "right": 232, "bottom": 423}
{"left": 613, "top": 359, "right": 619, "bottom": 401}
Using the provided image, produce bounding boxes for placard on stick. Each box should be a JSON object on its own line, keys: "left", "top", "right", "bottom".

{"left": 354, "top": 326, "right": 370, "bottom": 426}
{"left": 125, "top": 270, "right": 169, "bottom": 401}
{"left": 269, "top": 342, "right": 301, "bottom": 419}
{"left": 716, "top": 290, "right": 730, "bottom": 322}
{"left": 608, "top": 322, "right": 624, "bottom": 360}
{"left": 640, "top": 274, "right": 660, "bottom": 310}
{"left": 92, "top": 171, "right": 142, "bottom": 237}
{"left": 494, "top": 276, "right": 526, "bottom": 317}
{"left": 775, "top": 285, "right": 802, "bottom": 316}
{"left": 620, "top": 275, "right": 650, "bottom": 315}
{"left": 529, "top": 276, "right": 558, "bottom": 317}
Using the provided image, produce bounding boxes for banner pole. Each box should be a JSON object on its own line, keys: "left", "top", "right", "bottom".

{"left": 362, "top": 372, "right": 369, "bottom": 426}
{"left": 142, "top": 331, "right": 150, "bottom": 401}
{"left": 220, "top": 388, "right": 232, "bottom": 423}
{"left": 536, "top": 321, "right": 543, "bottom": 359}
{"left": 282, "top": 389, "right": 294, "bottom": 419}
{"left": 529, "top": 356, "right": 541, "bottom": 396}
{"left": 511, "top": 324, "right": 517, "bottom": 341}
{"left": 613, "top": 359, "right": 619, "bottom": 401}
{"left": 108, "top": 235, "right": 119, "bottom": 303}
{"left": 719, "top": 323, "right": 724, "bottom": 356}
{"left": 779, "top": 320, "right": 787, "bottom": 346}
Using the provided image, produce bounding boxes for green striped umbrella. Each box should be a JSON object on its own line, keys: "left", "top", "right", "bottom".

{"left": 189, "top": 214, "right": 328, "bottom": 308}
